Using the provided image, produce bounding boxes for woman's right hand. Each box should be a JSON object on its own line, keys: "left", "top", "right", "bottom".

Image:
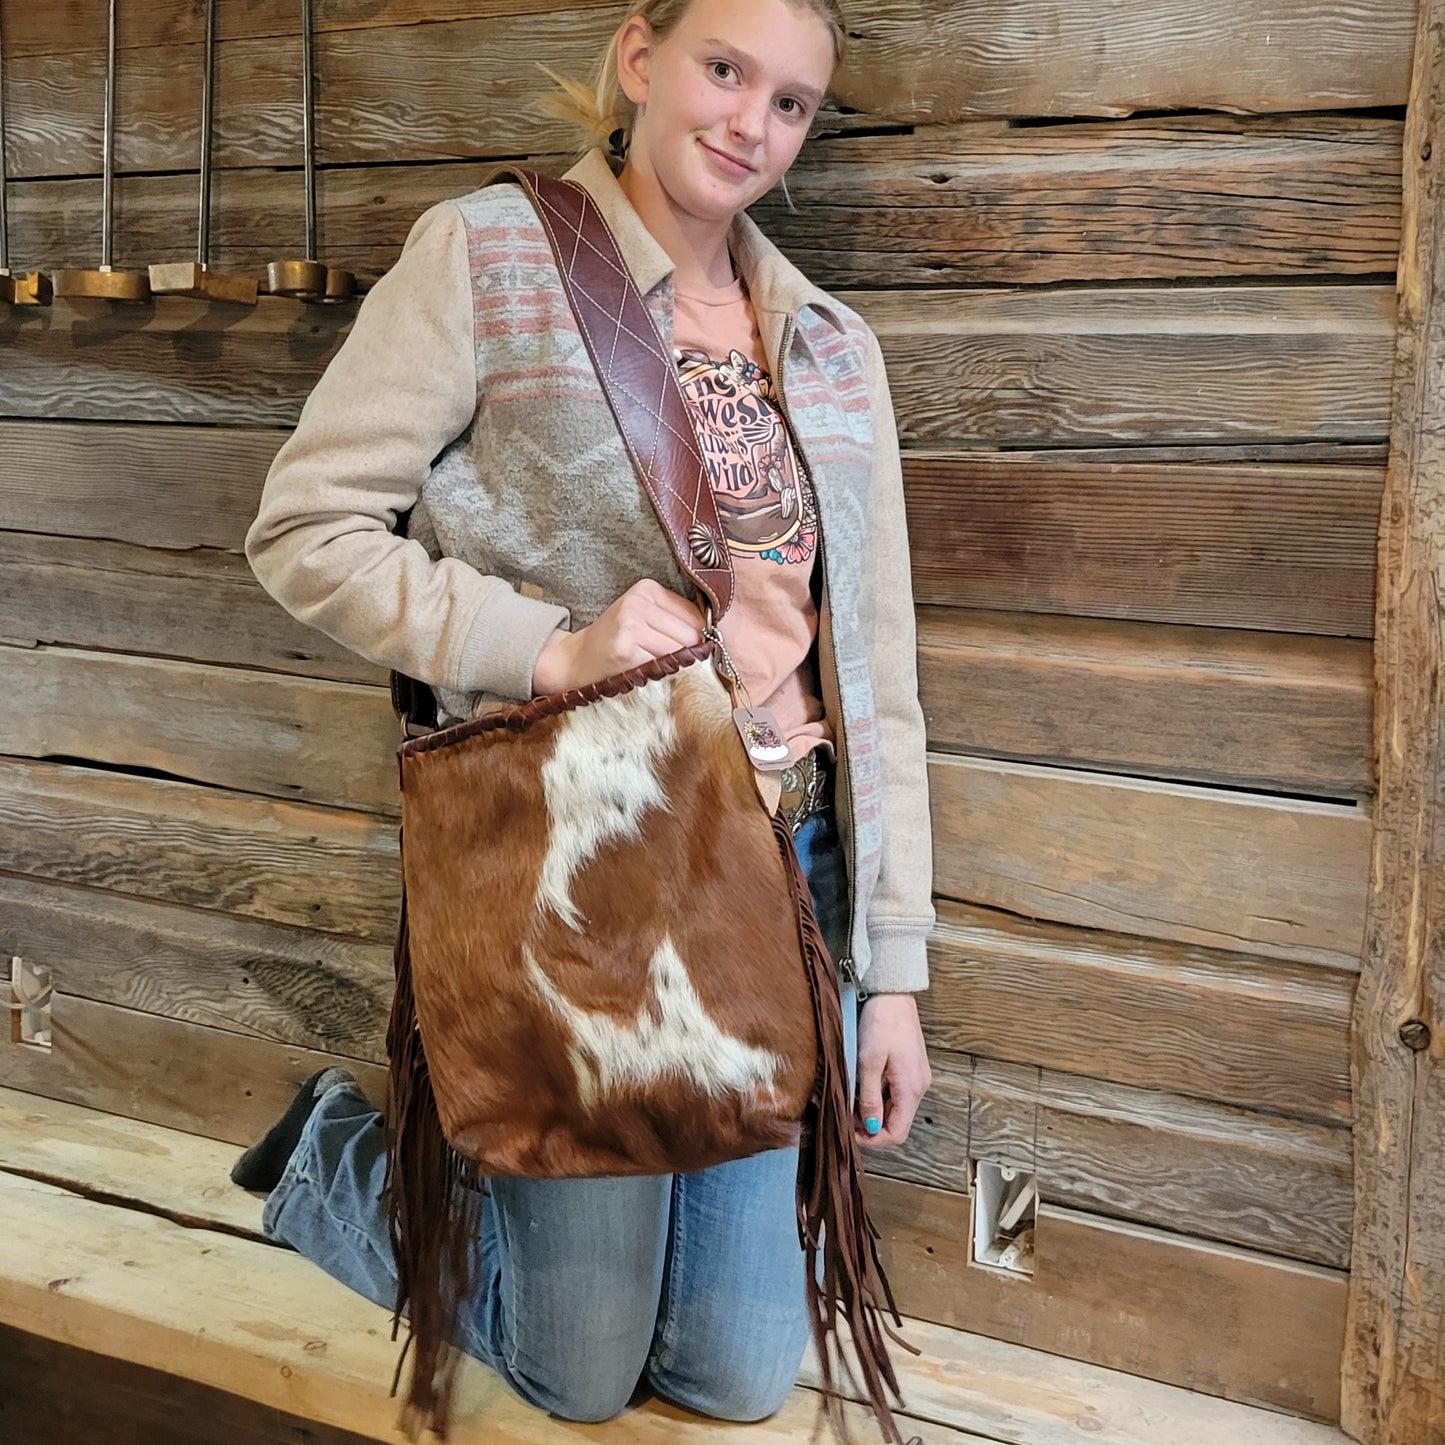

{"left": 531, "top": 579, "right": 705, "bottom": 696}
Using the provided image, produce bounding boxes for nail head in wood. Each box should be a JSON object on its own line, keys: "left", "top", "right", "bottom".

{"left": 1398, "top": 1019, "right": 1431, "bottom": 1051}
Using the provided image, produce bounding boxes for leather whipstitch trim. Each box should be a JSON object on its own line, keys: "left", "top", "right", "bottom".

{"left": 398, "top": 640, "right": 716, "bottom": 760}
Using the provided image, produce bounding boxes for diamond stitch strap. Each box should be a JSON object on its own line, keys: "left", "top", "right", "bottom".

{"left": 489, "top": 165, "right": 735, "bottom": 621}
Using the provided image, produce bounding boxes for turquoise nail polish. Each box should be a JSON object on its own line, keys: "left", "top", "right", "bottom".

{"left": 864, "top": 1117, "right": 881, "bottom": 1136}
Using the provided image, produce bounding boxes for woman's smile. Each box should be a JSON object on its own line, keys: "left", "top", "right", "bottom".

{"left": 698, "top": 138, "right": 757, "bottom": 179}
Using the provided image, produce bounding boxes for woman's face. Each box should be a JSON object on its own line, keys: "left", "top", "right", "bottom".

{"left": 619, "top": 0, "right": 836, "bottom": 224}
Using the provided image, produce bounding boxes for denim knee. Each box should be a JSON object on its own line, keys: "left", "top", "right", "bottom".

{"left": 503, "top": 1357, "right": 642, "bottom": 1424}
{"left": 649, "top": 1324, "right": 808, "bottom": 1423}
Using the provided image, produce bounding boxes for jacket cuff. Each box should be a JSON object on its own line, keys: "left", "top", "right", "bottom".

{"left": 453, "top": 586, "right": 571, "bottom": 699}
{"left": 859, "top": 924, "right": 931, "bottom": 995}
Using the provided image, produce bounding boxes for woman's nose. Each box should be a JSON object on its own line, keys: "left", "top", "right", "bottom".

{"left": 727, "top": 92, "right": 769, "bottom": 146}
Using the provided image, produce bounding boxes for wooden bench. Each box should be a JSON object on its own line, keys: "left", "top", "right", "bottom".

{"left": 0, "top": 1086, "right": 1351, "bottom": 1445}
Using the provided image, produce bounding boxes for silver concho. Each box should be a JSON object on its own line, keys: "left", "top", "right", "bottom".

{"left": 687, "top": 523, "right": 725, "bottom": 569}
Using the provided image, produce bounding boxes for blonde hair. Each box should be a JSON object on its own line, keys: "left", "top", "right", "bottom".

{"left": 540, "top": 0, "right": 846, "bottom": 159}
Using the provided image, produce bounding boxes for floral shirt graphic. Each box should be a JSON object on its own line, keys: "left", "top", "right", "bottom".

{"left": 673, "top": 347, "right": 818, "bottom": 567}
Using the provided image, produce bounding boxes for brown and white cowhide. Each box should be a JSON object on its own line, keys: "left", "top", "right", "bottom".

{"left": 398, "top": 655, "right": 819, "bottom": 1177}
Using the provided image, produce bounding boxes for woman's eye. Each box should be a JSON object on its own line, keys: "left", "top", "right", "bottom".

{"left": 710, "top": 59, "right": 814, "bottom": 118}
{"left": 710, "top": 60, "right": 735, "bottom": 81}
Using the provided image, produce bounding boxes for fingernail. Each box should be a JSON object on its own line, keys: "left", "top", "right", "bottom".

{"left": 864, "top": 1117, "right": 881, "bottom": 1135}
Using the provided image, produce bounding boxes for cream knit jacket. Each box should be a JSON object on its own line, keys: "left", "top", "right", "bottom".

{"left": 245, "top": 150, "right": 935, "bottom": 993}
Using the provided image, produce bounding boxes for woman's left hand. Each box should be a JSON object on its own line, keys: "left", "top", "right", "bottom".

{"left": 853, "top": 993, "right": 932, "bottom": 1149}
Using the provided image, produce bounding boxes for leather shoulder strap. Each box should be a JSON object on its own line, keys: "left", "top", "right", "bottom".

{"left": 488, "top": 165, "right": 734, "bottom": 621}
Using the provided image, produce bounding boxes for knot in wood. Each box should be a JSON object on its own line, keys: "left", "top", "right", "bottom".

{"left": 1398, "top": 1018, "right": 1431, "bottom": 1052}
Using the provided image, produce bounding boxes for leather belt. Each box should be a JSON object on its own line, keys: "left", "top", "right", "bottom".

{"left": 778, "top": 747, "right": 831, "bottom": 835}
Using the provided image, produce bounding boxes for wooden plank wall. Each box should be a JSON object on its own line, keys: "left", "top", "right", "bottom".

{"left": 0, "top": 0, "right": 1412, "bottom": 1426}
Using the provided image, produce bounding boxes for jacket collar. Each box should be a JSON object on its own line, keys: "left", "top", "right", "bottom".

{"left": 562, "top": 147, "right": 845, "bottom": 335}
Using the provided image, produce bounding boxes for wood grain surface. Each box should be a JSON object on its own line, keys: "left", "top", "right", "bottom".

{"left": 0, "top": 872, "right": 392, "bottom": 1063}
{"left": 0, "top": 994, "right": 389, "bottom": 1142}
{"left": 0, "top": 286, "right": 1395, "bottom": 445}
{"left": 0, "top": 297, "right": 354, "bottom": 428}
{"left": 0, "top": 1085, "right": 1351, "bottom": 1444}
{"left": 918, "top": 608, "right": 1373, "bottom": 794}
{"left": 0, "top": 530, "right": 1375, "bottom": 788}
{"left": 0, "top": 758, "right": 401, "bottom": 941}
{"left": 0, "top": 421, "right": 285, "bottom": 550}
{"left": 870, "top": 1178, "right": 1347, "bottom": 1423}
{"left": 904, "top": 452, "right": 1383, "bottom": 634}
{"left": 0, "top": 1325, "right": 385, "bottom": 1445}
{"left": 872, "top": 284, "right": 1395, "bottom": 448}
{"left": 929, "top": 754, "right": 1371, "bottom": 969}
{"left": 1342, "top": 0, "right": 1445, "bottom": 1438}
{"left": 0, "top": 0, "right": 1411, "bottom": 182}
{"left": 3, "top": 115, "right": 1403, "bottom": 288}
{"left": 868, "top": 1052, "right": 1353, "bottom": 1268}
{"left": 0, "top": 532, "right": 383, "bottom": 684}
{"left": 1, "top": 643, "right": 399, "bottom": 814}
{"left": 0, "top": 1168, "right": 977, "bottom": 1445}
{"left": 923, "top": 900, "right": 1354, "bottom": 1124}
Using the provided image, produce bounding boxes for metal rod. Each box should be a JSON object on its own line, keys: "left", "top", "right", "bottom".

{"left": 197, "top": 0, "right": 216, "bottom": 266}
{"left": 52, "top": 0, "right": 145, "bottom": 301}
{"left": 263, "top": 0, "right": 350, "bottom": 303}
{"left": 0, "top": 9, "right": 11, "bottom": 274}
{"left": 0, "top": 12, "right": 52, "bottom": 306}
{"left": 101, "top": 0, "right": 117, "bottom": 268}
{"left": 302, "top": 0, "right": 316, "bottom": 261}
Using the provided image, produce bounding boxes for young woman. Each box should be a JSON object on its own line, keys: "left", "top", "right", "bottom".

{"left": 238, "top": 0, "right": 935, "bottom": 1428}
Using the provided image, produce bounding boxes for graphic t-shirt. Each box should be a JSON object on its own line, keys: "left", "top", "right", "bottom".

{"left": 671, "top": 275, "right": 834, "bottom": 762}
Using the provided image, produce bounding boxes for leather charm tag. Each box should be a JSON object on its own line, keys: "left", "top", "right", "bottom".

{"left": 733, "top": 706, "right": 792, "bottom": 770}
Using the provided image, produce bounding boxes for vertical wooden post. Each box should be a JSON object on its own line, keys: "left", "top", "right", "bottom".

{"left": 1344, "top": 1, "right": 1445, "bottom": 1441}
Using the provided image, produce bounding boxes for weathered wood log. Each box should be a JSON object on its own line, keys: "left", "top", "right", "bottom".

{"left": 0, "top": 421, "right": 1386, "bottom": 637}
{"left": 905, "top": 452, "right": 1383, "bottom": 635}
{"left": 0, "top": 532, "right": 383, "bottom": 684}
{"left": 923, "top": 899, "right": 1354, "bottom": 1125}
{"left": 867, "top": 1053, "right": 1353, "bottom": 1269}
{"left": 832, "top": 0, "right": 1411, "bottom": 126}
{"left": 929, "top": 754, "right": 1371, "bottom": 970}
{"left": 0, "top": 297, "right": 354, "bottom": 428}
{"left": 918, "top": 607, "right": 1373, "bottom": 795}
{"left": 1343, "top": 0, "right": 1445, "bottom": 1438}
{"left": 0, "top": 0, "right": 1411, "bottom": 179}
{"left": 870, "top": 284, "right": 1395, "bottom": 448}
{"left": 0, "top": 759, "right": 401, "bottom": 942}
{"left": 869, "top": 1178, "right": 1346, "bottom": 1424}
{"left": 0, "top": 287, "right": 1394, "bottom": 445}
{"left": 0, "top": 1086, "right": 1353, "bottom": 1442}
{"left": 0, "top": 872, "right": 392, "bottom": 1062}
{"left": 0, "top": 526, "right": 1373, "bottom": 789}
{"left": 0, "top": 963, "right": 1350, "bottom": 1269}
{"left": 1, "top": 643, "right": 399, "bottom": 814}
{"left": 0, "top": 756, "right": 1354, "bottom": 1121}
{"left": 0, "top": 421, "right": 285, "bottom": 550}
{"left": 3, "top": 115, "right": 1403, "bottom": 288}
{"left": 0, "top": 993, "right": 388, "bottom": 1138}
{"left": 0, "top": 0, "right": 621, "bottom": 56}
{"left": 0, "top": 1166, "right": 963, "bottom": 1445}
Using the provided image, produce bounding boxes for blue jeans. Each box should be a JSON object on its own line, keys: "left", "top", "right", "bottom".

{"left": 262, "top": 804, "right": 857, "bottom": 1424}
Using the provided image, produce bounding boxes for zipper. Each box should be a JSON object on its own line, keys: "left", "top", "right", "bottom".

{"left": 775, "top": 315, "right": 860, "bottom": 988}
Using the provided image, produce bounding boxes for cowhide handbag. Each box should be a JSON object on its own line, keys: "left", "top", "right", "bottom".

{"left": 383, "top": 168, "right": 910, "bottom": 1445}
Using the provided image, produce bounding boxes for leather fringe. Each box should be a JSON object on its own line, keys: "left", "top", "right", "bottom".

{"left": 384, "top": 859, "right": 485, "bottom": 1442}
{"left": 383, "top": 809, "right": 910, "bottom": 1443}
{"left": 771, "top": 810, "right": 918, "bottom": 1445}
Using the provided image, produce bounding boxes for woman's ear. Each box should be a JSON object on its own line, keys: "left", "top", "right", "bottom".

{"left": 615, "top": 14, "right": 654, "bottom": 106}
